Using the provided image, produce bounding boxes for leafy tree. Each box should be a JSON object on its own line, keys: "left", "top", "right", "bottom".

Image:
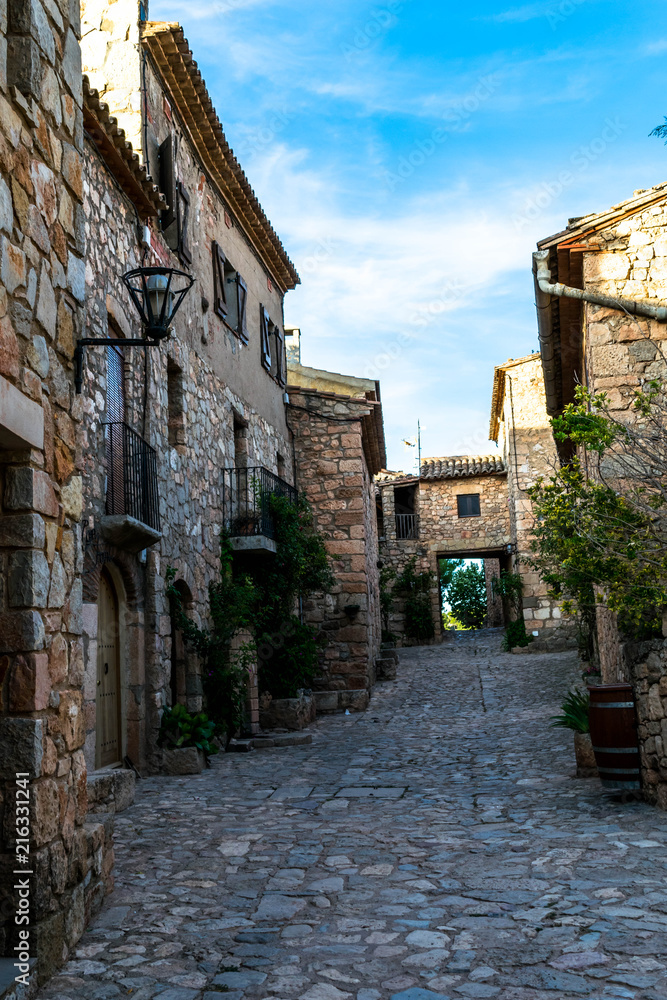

{"left": 439, "top": 557, "right": 464, "bottom": 612}
{"left": 394, "top": 556, "right": 435, "bottom": 641}
{"left": 528, "top": 380, "right": 667, "bottom": 647}
{"left": 446, "top": 563, "right": 487, "bottom": 629}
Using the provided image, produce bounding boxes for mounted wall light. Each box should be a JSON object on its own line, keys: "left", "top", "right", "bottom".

{"left": 74, "top": 266, "right": 195, "bottom": 393}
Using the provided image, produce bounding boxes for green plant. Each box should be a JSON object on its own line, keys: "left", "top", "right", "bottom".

{"left": 394, "top": 557, "right": 435, "bottom": 640}
{"left": 157, "top": 703, "right": 219, "bottom": 758}
{"left": 550, "top": 688, "right": 590, "bottom": 733}
{"left": 167, "top": 543, "right": 251, "bottom": 747}
{"left": 502, "top": 618, "right": 532, "bottom": 651}
{"left": 446, "top": 562, "right": 487, "bottom": 629}
{"left": 379, "top": 564, "right": 396, "bottom": 643}
{"left": 167, "top": 492, "right": 334, "bottom": 737}
{"left": 439, "top": 557, "right": 464, "bottom": 611}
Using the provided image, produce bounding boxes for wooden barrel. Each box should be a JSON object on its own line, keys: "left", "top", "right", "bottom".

{"left": 588, "top": 683, "right": 640, "bottom": 790}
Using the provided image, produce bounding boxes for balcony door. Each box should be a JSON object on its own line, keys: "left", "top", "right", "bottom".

{"left": 96, "top": 569, "right": 122, "bottom": 768}
{"left": 106, "top": 342, "right": 126, "bottom": 516}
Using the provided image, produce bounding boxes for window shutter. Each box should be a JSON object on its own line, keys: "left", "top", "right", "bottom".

{"left": 158, "top": 135, "right": 176, "bottom": 230}
{"left": 260, "top": 306, "right": 272, "bottom": 371}
{"left": 213, "top": 241, "right": 227, "bottom": 318}
{"left": 237, "top": 276, "right": 248, "bottom": 343}
{"left": 275, "top": 325, "right": 286, "bottom": 386}
{"left": 176, "top": 181, "right": 191, "bottom": 266}
{"left": 457, "top": 494, "right": 480, "bottom": 517}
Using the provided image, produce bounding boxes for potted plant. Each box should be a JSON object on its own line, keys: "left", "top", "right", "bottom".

{"left": 550, "top": 688, "right": 597, "bottom": 777}
{"left": 157, "top": 703, "right": 219, "bottom": 774}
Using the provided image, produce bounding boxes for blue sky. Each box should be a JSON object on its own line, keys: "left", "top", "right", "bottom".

{"left": 152, "top": 0, "right": 667, "bottom": 470}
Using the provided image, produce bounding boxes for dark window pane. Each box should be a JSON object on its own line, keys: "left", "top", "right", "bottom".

{"left": 457, "top": 493, "right": 480, "bottom": 517}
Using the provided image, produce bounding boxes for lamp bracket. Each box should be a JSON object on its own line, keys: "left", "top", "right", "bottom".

{"left": 74, "top": 338, "right": 162, "bottom": 394}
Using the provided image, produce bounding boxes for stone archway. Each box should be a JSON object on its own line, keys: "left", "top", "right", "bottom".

{"left": 168, "top": 579, "right": 202, "bottom": 713}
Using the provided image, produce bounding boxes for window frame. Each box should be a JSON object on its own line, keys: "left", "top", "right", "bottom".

{"left": 456, "top": 493, "right": 481, "bottom": 518}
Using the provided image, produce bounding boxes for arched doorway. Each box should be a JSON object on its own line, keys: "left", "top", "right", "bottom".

{"left": 169, "top": 580, "right": 201, "bottom": 712}
{"left": 96, "top": 568, "right": 122, "bottom": 767}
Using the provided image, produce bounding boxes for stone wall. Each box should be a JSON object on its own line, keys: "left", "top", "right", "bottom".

{"left": 287, "top": 387, "right": 382, "bottom": 712}
{"left": 378, "top": 470, "right": 511, "bottom": 643}
{"left": 80, "top": 132, "right": 294, "bottom": 775}
{"left": 0, "top": 0, "right": 112, "bottom": 981}
{"left": 492, "top": 356, "right": 563, "bottom": 636}
{"left": 624, "top": 637, "right": 667, "bottom": 809}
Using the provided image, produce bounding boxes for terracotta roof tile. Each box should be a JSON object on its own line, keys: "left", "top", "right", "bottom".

{"left": 141, "top": 22, "right": 299, "bottom": 292}
{"left": 83, "top": 76, "right": 166, "bottom": 219}
{"left": 420, "top": 455, "right": 505, "bottom": 480}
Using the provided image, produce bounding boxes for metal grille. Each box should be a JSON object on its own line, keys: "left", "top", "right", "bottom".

{"left": 222, "top": 466, "right": 297, "bottom": 541}
{"left": 107, "top": 343, "right": 125, "bottom": 423}
{"left": 105, "top": 422, "right": 160, "bottom": 531}
{"left": 395, "top": 513, "right": 419, "bottom": 539}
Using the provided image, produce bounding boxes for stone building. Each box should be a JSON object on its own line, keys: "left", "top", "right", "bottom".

{"left": 77, "top": 7, "right": 300, "bottom": 779}
{"left": 376, "top": 456, "right": 512, "bottom": 643}
{"left": 285, "top": 328, "right": 386, "bottom": 712}
{"left": 0, "top": 0, "right": 115, "bottom": 985}
{"left": 533, "top": 182, "right": 667, "bottom": 806}
{"left": 489, "top": 353, "right": 563, "bottom": 638}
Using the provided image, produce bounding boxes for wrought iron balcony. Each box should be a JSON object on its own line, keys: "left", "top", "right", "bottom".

{"left": 101, "top": 421, "right": 161, "bottom": 552}
{"left": 395, "top": 513, "right": 419, "bottom": 540}
{"left": 222, "top": 466, "right": 297, "bottom": 553}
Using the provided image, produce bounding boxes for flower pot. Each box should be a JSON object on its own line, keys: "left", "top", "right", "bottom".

{"left": 573, "top": 731, "right": 597, "bottom": 778}
{"left": 161, "top": 746, "right": 205, "bottom": 775}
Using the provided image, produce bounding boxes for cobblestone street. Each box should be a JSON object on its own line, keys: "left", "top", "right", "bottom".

{"left": 37, "top": 633, "right": 667, "bottom": 1000}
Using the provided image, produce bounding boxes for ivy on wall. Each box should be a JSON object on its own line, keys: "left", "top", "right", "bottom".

{"left": 167, "top": 492, "right": 334, "bottom": 742}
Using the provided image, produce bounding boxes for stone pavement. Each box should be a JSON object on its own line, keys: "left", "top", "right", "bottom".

{"left": 36, "top": 631, "right": 667, "bottom": 1000}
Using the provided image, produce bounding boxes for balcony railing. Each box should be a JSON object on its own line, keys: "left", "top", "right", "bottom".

{"left": 105, "top": 421, "right": 160, "bottom": 531}
{"left": 395, "top": 513, "right": 419, "bottom": 540}
{"left": 222, "top": 466, "right": 297, "bottom": 542}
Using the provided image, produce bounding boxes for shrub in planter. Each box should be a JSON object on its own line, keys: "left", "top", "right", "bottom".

{"left": 550, "top": 688, "right": 597, "bottom": 776}
{"left": 157, "top": 703, "right": 219, "bottom": 761}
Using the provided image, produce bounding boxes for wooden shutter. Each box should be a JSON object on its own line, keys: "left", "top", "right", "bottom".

{"left": 260, "top": 306, "right": 272, "bottom": 371}
{"left": 213, "top": 241, "right": 227, "bottom": 318}
{"left": 176, "top": 182, "right": 191, "bottom": 266}
{"left": 237, "top": 276, "right": 248, "bottom": 343}
{"left": 96, "top": 571, "right": 122, "bottom": 768}
{"left": 159, "top": 135, "right": 176, "bottom": 229}
{"left": 275, "top": 325, "right": 286, "bottom": 386}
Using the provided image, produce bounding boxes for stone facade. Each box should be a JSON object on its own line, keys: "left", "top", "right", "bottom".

{"left": 77, "top": 10, "right": 299, "bottom": 780}
{"left": 0, "top": 0, "right": 116, "bottom": 984}
{"left": 535, "top": 183, "right": 667, "bottom": 803}
{"left": 377, "top": 459, "right": 512, "bottom": 644}
{"left": 489, "top": 354, "right": 563, "bottom": 637}
{"left": 286, "top": 343, "right": 385, "bottom": 712}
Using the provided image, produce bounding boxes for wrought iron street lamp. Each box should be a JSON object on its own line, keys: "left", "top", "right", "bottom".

{"left": 74, "top": 266, "right": 195, "bottom": 393}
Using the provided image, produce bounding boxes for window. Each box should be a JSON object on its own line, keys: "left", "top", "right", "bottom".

{"left": 212, "top": 241, "right": 227, "bottom": 319}
{"left": 213, "top": 245, "right": 248, "bottom": 343}
{"left": 167, "top": 358, "right": 185, "bottom": 448}
{"left": 260, "top": 305, "right": 272, "bottom": 372}
{"left": 175, "top": 181, "right": 191, "bottom": 266}
{"left": 275, "top": 324, "right": 286, "bottom": 387}
{"left": 158, "top": 135, "right": 190, "bottom": 265}
{"left": 233, "top": 413, "right": 248, "bottom": 468}
{"left": 457, "top": 493, "right": 480, "bottom": 518}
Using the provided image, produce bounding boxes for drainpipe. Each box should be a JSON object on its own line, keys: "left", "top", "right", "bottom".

{"left": 533, "top": 250, "right": 667, "bottom": 322}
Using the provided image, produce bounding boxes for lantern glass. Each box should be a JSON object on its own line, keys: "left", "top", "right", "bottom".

{"left": 122, "top": 266, "right": 194, "bottom": 341}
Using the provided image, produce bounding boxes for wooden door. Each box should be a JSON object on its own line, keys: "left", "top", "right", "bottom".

{"left": 96, "top": 570, "right": 122, "bottom": 767}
